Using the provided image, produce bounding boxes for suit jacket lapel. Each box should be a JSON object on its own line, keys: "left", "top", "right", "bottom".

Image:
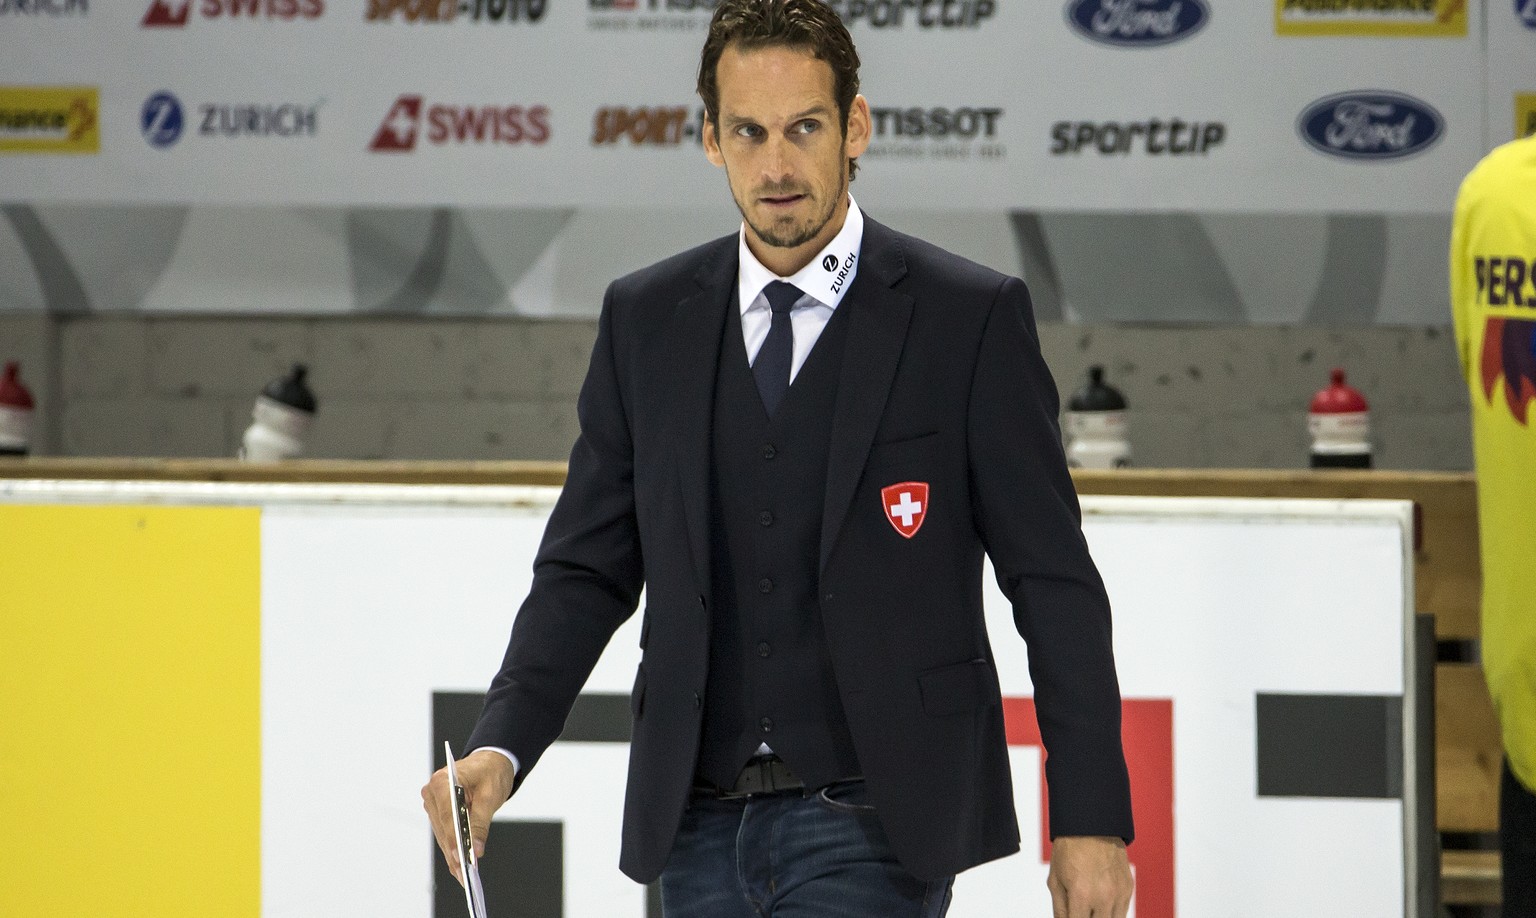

{"left": 663, "top": 236, "right": 736, "bottom": 598}
{"left": 821, "top": 218, "right": 913, "bottom": 574}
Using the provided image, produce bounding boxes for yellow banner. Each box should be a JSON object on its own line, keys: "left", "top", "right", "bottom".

{"left": 1275, "top": 0, "right": 1467, "bottom": 37}
{"left": 0, "top": 505, "right": 260, "bottom": 918}
{"left": 1519, "top": 94, "right": 1536, "bottom": 140}
{"left": 0, "top": 86, "right": 100, "bottom": 154}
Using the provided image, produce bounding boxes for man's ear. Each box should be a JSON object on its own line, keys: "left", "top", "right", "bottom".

{"left": 844, "top": 94, "right": 871, "bottom": 160}
{"left": 703, "top": 117, "right": 725, "bottom": 168}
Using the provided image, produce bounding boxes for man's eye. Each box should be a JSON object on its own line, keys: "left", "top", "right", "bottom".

{"left": 794, "top": 121, "right": 820, "bottom": 134}
{"left": 735, "top": 124, "right": 763, "bottom": 139}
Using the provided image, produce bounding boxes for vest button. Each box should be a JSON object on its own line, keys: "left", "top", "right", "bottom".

{"left": 758, "top": 578, "right": 773, "bottom": 594}
{"left": 758, "top": 511, "right": 774, "bottom": 527}
{"left": 762, "top": 444, "right": 777, "bottom": 460}
{"left": 759, "top": 717, "right": 774, "bottom": 733}
{"left": 757, "top": 641, "right": 772, "bottom": 658}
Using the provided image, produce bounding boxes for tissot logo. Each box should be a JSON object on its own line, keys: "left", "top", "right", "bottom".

{"left": 1298, "top": 91, "right": 1443, "bottom": 161}
{"left": 366, "top": 0, "right": 544, "bottom": 24}
{"left": 1066, "top": 0, "right": 1208, "bottom": 47}
{"left": 1050, "top": 117, "right": 1225, "bottom": 155}
{"left": 591, "top": 105, "right": 702, "bottom": 146}
{"left": 865, "top": 106, "right": 1005, "bottom": 160}
{"left": 827, "top": 0, "right": 995, "bottom": 28}
{"left": 142, "top": 0, "right": 322, "bottom": 27}
{"left": 586, "top": 0, "right": 716, "bottom": 31}
{"left": 370, "top": 95, "right": 550, "bottom": 152}
{"left": 0, "top": 0, "right": 88, "bottom": 16}
{"left": 1519, "top": 0, "right": 1536, "bottom": 29}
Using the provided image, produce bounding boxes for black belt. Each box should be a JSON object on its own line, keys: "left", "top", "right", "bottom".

{"left": 694, "top": 756, "right": 805, "bottom": 799}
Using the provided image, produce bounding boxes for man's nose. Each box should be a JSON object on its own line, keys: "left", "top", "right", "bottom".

{"left": 761, "top": 136, "right": 794, "bottom": 183}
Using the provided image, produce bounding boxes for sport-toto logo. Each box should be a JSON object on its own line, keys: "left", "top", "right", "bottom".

{"left": 591, "top": 105, "right": 702, "bottom": 146}
{"left": 370, "top": 95, "right": 549, "bottom": 152}
{"left": 1066, "top": 0, "right": 1208, "bottom": 47}
{"left": 142, "top": 0, "right": 321, "bottom": 26}
{"left": 1298, "top": 91, "right": 1444, "bottom": 161}
{"left": 366, "top": 0, "right": 545, "bottom": 23}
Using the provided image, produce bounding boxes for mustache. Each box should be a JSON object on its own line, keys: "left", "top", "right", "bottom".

{"left": 755, "top": 182, "right": 810, "bottom": 198}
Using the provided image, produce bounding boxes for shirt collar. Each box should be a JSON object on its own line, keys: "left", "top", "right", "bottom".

{"left": 737, "top": 195, "right": 864, "bottom": 314}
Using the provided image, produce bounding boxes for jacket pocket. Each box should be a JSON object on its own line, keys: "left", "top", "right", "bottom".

{"left": 918, "top": 658, "right": 994, "bottom": 716}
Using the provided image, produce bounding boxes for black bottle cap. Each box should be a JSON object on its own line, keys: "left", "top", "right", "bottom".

{"left": 1068, "top": 366, "right": 1126, "bottom": 412}
{"left": 262, "top": 364, "right": 318, "bottom": 414}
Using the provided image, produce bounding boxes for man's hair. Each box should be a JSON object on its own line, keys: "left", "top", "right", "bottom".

{"left": 697, "top": 0, "right": 862, "bottom": 179}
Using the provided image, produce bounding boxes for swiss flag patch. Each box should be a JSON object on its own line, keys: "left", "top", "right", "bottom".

{"left": 881, "top": 482, "right": 929, "bottom": 539}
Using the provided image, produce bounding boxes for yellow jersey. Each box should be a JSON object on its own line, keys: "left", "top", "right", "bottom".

{"left": 1450, "top": 134, "right": 1536, "bottom": 793}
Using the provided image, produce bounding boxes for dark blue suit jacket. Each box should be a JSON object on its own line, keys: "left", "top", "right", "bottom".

{"left": 467, "top": 215, "right": 1134, "bottom": 882}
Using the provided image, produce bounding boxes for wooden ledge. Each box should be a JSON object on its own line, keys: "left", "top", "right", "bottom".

{"left": 1441, "top": 850, "right": 1501, "bottom": 906}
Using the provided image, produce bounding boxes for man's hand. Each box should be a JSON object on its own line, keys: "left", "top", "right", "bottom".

{"left": 421, "top": 749, "right": 516, "bottom": 885}
{"left": 1046, "top": 835, "right": 1134, "bottom": 918}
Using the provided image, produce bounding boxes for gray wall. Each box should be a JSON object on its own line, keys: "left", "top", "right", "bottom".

{"left": 0, "top": 313, "right": 1471, "bottom": 470}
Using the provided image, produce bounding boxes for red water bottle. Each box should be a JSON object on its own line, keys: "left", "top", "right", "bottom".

{"left": 0, "top": 361, "right": 35, "bottom": 456}
{"left": 1308, "top": 368, "right": 1371, "bottom": 468}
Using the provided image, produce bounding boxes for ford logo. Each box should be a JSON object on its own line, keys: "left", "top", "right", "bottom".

{"left": 1298, "top": 91, "right": 1444, "bottom": 161}
{"left": 1065, "top": 0, "right": 1209, "bottom": 48}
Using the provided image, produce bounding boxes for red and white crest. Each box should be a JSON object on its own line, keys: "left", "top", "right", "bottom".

{"left": 881, "top": 482, "right": 929, "bottom": 539}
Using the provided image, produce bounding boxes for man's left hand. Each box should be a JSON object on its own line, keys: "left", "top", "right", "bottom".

{"left": 1046, "top": 835, "right": 1133, "bottom": 918}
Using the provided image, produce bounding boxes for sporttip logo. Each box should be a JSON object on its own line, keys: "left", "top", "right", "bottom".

{"left": 370, "top": 95, "right": 550, "bottom": 152}
{"left": 1298, "top": 91, "right": 1444, "bottom": 161}
{"left": 1065, "top": 0, "right": 1209, "bottom": 47}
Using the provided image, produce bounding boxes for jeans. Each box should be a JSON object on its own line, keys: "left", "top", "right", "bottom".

{"left": 659, "top": 780, "right": 954, "bottom": 918}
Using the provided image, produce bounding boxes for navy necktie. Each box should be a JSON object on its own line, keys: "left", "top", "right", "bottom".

{"left": 753, "top": 281, "right": 802, "bottom": 417}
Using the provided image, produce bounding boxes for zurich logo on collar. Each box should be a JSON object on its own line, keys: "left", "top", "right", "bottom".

{"left": 1297, "top": 91, "right": 1444, "bottom": 161}
{"left": 1065, "top": 0, "right": 1209, "bottom": 48}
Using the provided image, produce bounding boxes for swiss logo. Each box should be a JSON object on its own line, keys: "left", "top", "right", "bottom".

{"left": 143, "top": 0, "right": 190, "bottom": 25}
{"left": 370, "top": 95, "right": 422, "bottom": 151}
{"left": 881, "top": 482, "right": 928, "bottom": 539}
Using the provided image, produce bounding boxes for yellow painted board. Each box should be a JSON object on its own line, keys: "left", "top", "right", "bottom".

{"left": 0, "top": 86, "right": 100, "bottom": 154}
{"left": 0, "top": 505, "right": 260, "bottom": 917}
{"left": 1518, "top": 93, "right": 1536, "bottom": 140}
{"left": 1274, "top": 0, "right": 1468, "bottom": 37}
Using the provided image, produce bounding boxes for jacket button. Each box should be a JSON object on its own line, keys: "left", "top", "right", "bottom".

{"left": 757, "top": 641, "right": 772, "bottom": 658}
{"left": 762, "top": 444, "right": 776, "bottom": 460}
{"left": 758, "top": 511, "right": 774, "bottom": 527}
{"left": 758, "top": 578, "right": 773, "bottom": 594}
{"left": 759, "top": 717, "right": 774, "bottom": 733}
{"left": 694, "top": 692, "right": 702, "bottom": 710}
{"left": 698, "top": 595, "right": 707, "bottom": 609}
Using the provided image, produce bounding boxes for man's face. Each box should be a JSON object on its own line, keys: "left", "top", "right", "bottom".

{"left": 703, "top": 43, "right": 870, "bottom": 271}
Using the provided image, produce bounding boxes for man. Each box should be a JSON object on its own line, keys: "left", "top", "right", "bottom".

{"left": 1449, "top": 131, "right": 1536, "bottom": 912}
{"left": 424, "top": 1, "right": 1134, "bottom": 914}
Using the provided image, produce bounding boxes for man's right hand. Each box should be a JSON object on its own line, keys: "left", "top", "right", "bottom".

{"left": 422, "top": 749, "right": 516, "bottom": 885}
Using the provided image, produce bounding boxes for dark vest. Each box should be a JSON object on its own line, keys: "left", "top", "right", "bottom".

{"left": 695, "top": 294, "right": 862, "bottom": 791}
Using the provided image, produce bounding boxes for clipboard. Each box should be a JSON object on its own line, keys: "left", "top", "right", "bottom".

{"left": 445, "top": 741, "right": 489, "bottom": 918}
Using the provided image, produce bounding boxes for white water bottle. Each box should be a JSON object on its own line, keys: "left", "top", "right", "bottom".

{"left": 0, "top": 361, "right": 36, "bottom": 456}
{"left": 240, "top": 364, "right": 317, "bottom": 461}
{"left": 1308, "top": 368, "right": 1371, "bottom": 468}
{"left": 1065, "top": 365, "right": 1130, "bottom": 469}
